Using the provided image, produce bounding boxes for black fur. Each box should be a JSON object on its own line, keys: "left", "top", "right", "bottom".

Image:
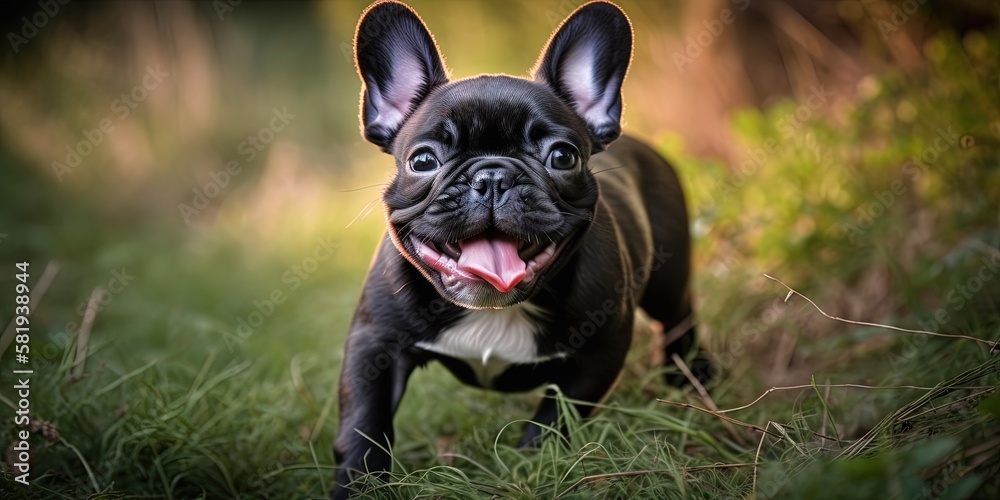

{"left": 334, "top": 2, "right": 707, "bottom": 498}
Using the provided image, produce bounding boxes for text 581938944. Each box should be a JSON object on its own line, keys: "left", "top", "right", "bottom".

{"left": 11, "top": 262, "right": 32, "bottom": 485}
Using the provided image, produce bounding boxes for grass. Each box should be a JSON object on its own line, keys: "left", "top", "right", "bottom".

{"left": 1, "top": 4, "right": 999, "bottom": 499}
{"left": 1, "top": 192, "right": 996, "bottom": 498}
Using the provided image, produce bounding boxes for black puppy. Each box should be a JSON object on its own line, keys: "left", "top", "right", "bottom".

{"left": 335, "top": 1, "right": 704, "bottom": 497}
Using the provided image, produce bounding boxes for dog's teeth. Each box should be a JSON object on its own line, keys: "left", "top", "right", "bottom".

{"left": 412, "top": 237, "right": 439, "bottom": 259}
{"left": 544, "top": 244, "right": 556, "bottom": 256}
{"left": 443, "top": 242, "right": 461, "bottom": 259}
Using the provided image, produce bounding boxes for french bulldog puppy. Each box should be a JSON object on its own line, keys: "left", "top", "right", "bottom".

{"left": 334, "top": 1, "right": 707, "bottom": 497}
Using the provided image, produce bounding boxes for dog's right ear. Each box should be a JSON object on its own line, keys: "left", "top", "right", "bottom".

{"left": 354, "top": 1, "right": 448, "bottom": 150}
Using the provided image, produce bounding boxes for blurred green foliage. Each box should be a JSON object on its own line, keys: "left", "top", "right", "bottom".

{"left": 670, "top": 30, "right": 999, "bottom": 329}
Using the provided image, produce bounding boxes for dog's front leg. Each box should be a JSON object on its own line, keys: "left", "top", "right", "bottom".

{"left": 333, "top": 328, "right": 416, "bottom": 499}
{"left": 516, "top": 323, "right": 633, "bottom": 447}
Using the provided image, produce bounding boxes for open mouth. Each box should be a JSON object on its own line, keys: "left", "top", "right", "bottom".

{"left": 410, "top": 231, "right": 558, "bottom": 293}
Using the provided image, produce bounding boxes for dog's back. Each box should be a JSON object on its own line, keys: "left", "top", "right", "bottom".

{"left": 591, "top": 135, "right": 701, "bottom": 382}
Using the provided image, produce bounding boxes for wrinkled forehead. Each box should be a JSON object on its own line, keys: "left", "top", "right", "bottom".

{"left": 399, "top": 76, "right": 588, "bottom": 153}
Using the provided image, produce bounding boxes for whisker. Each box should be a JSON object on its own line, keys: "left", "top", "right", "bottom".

{"left": 591, "top": 166, "right": 626, "bottom": 175}
{"left": 557, "top": 211, "right": 591, "bottom": 221}
{"left": 346, "top": 196, "right": 382, "bottom": 228}
{"left": 335, "top": 182, "right": 388, "bottom": 193}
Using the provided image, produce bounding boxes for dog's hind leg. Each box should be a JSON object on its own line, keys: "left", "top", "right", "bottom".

{"left": 629, "top": 149, "right": 713, "bottom": 387}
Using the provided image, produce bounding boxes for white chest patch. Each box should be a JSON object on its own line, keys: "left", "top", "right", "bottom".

{"left": 416, "top": 303, "right": 564, "bottom": 386}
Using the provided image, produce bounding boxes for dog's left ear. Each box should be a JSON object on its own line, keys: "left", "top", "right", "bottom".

{"left": 533, "top": 1, "right": 633, "bottom": 151}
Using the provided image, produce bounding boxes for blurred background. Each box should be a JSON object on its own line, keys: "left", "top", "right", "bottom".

{"left": 0, "top": 0, "right": 998, "bottom": 497}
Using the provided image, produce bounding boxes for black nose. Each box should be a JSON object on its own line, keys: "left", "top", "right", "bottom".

{"left": 470, "top": 168, "right": 512, "bottom": 206}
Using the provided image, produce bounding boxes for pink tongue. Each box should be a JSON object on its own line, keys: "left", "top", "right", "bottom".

{"left": 457, "top": 234, "right": 526, "bottom": 292}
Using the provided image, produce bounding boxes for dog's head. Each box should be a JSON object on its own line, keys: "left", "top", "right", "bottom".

{"left": 354, "top": 0, "right": 632, "bottom": 309}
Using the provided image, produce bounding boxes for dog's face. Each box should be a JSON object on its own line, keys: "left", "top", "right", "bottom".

{"left": 354, "top": 1, "right": 632, "bottom": 309}
{"left": 384, "top": 78, "right": 599, "bottom": 309}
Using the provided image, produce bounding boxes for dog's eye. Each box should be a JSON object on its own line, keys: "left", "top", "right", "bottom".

{"left": 547, "top": 147, "right": 579, "bottom": 170}
{"left": 409, "top": 151, "right": 440, "bottom": 172}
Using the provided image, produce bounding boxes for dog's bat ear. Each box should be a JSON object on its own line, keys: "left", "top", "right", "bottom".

{"left": 354, "top": 1, "right": 448, "bottom": 150}
{"left": 533, "top": 1, "right": 633, "bottom": 151}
